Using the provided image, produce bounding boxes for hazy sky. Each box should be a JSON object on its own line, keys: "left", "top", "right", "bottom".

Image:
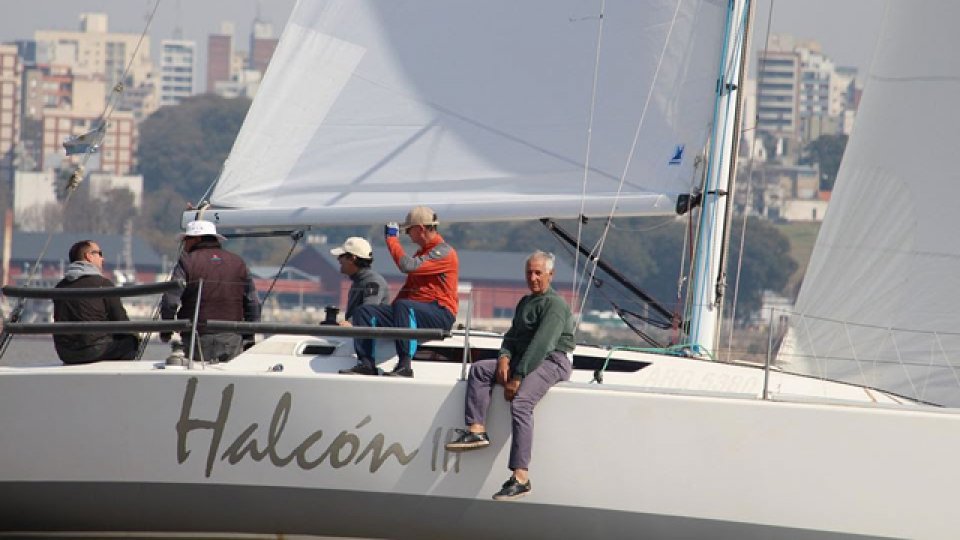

{"left": 0, "top": 0, "right": 884, "bottom": 78}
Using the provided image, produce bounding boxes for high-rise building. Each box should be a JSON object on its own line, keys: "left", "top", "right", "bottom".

{"left": 755, "top": 49, "right": 800, "bottom": 143}
{"left": 0, "top": 44, "right": 22, "bottom": 185}
{"left": 34, "top": 13, "right": 157, "bottom": 122}
{"left": 206, "top": 22, "right": 234, "bottom": 93}
{"left": 249, "top": 19, "right": 278, "bottom": 74}
{"left": 159, "top": 39, "right": 196, "bottom": 107}
{"left": 22, "top": 64, "right": 72, "bottom": 120}
{"left": 754, "top": 34, "right": 860, "bottom": 158}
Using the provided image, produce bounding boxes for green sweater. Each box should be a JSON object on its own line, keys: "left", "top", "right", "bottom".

{"left": 499, "top": 287, "right": 575, "bottom": 378}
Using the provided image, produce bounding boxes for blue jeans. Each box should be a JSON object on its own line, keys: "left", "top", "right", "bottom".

{"left": 352, "top": 299, "right": 455, "bottom": 369}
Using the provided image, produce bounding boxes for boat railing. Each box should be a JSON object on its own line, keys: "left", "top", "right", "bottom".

{"left": 0, "top": 281, "right": 451, "bottom": 368}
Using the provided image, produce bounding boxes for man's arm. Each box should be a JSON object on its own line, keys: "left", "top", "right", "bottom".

{"left": 242, "top": 275, "right": 261, "bottom": 322}
{"left": 386, "top": 237, "right": 456, "bottom": 275}
{"left": 360, "top": 277, "right": 387, "bottom": 307}
{"left": 103, "top": 278, "right": 130, "bottom": 322}
{"left": 158, "top": 262, "right": 187, "bottom": 342}
{"left": 160, "top": 262, "right": 186, "bottom": 321}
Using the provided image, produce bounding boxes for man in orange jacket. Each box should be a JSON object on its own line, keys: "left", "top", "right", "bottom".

{"left": 341, "top": 206, "right": 459, "bottom": 378}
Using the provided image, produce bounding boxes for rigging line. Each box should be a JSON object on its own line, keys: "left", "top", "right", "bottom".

{"left": 97, "top": 0, "right": 161, "bottom": 123}
{"left": 726, "top": 0, "right": 773, "bottom": 360}
{"left": 578, "top": 0, "right": 684, "bottom": 318}
{"left": 260, "top": 231, "right": 304, "bottom": 307}
{"left": 573, "top": 0, "right": 607, "bottom": 308}
{"left": 573, "top": 237, "right": 602, "bottom": 319}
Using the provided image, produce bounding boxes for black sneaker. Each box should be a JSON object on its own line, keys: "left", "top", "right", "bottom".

{"left": 492, "top": 476, "right": 531, "bottom": 501}
{"left": 445, "top": 428, "right": 490, "bottom": 451}
{"left": 338, "top": 363, "right": 379, "bottom": 375}
{"left": 383, "top": 366, "right": 414, "bottom": 378}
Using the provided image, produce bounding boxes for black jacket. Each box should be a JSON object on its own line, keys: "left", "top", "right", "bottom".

{"left": 53, "top": 273, "right": 132, "bottom": 362}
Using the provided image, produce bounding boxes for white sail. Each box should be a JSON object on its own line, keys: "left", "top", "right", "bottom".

{"left": 784, "top": 1, "right": 960, "bottom": 406}
{"left": 204, "top": 0, "right": 730, "bottom": 228}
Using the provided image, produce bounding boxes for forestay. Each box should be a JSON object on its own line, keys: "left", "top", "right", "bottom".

{"left": 203, "top": 0, "right": 730, "bottom": 228}
{"left": 782, "top": 1, "right": 960, "bottom": 406}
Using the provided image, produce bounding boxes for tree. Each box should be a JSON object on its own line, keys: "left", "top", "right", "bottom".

{"left": 724, "top": 216, "right": 797, "bottom": 320}
{"left": 138, "top": 94, "right": 251, "bottom": 200}
{"left": 802, "top": 134, "right": 848, "bottom": 191}
{"left": 139, "top": 187, "right": 190, "bottom": 257}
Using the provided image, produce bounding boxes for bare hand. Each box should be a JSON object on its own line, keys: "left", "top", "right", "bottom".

{"left": 504, "top": 378, "right": 521, "bottom": 401}
{"left": 495, "top": 357, "right": 510, "bottom": 385}
{"left": 338, "top": 320, "right": 353, "bottom": 327}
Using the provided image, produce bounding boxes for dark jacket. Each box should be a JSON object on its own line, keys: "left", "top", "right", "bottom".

{"left": 499, "top": 287, "right": 576, "bottom": 378}
{"left": 160, "top": 239, "right": 260, "bottom": 330}
{"left": 53, "top": 263, "right": 132, "bottom": 363}
{"left": 345, "top": 267, "right": 389, "bottom": 320}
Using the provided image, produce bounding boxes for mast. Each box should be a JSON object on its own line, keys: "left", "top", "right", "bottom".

{"left": 686, "top": 0, "right": 751, "bottom": 356}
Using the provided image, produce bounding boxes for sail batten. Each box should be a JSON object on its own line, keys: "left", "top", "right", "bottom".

{"left": 207, "top": 0, "right": 729, "bottom": 227}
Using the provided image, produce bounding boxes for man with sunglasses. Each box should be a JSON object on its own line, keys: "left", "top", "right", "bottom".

{"left": 52, "top": 240, "right": 139, "bottom": 364}
{"left": 343, "top": 206, "right": 459, "bottom": 378}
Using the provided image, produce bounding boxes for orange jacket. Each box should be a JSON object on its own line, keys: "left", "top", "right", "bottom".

{"left": 386, "top": 234, "right": 459, "bottom": 315}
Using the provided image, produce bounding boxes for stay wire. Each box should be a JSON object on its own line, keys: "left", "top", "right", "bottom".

{"left": 576, "top": 1, "right": 684, "bottom": 328}
{"left": 261, "top": 231, "right": 305, "bottom": 307}
{"left": 573, "top": 0, "right": 607, "bottom": 316}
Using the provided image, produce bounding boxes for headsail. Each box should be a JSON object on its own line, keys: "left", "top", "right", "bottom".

{"left": 782, "top": 1, "right": 960, "bottom": 406}
{"left": 202, "top": 0, "right": 731, "bottom": 228}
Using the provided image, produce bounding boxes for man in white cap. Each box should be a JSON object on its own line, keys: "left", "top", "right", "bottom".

{"left": 330, "top": 236, "right": 389, "bottom": 327}
{"left": 160, "top": 220, "right": 261, "bottom": 363}
{"left": 346, "top": 206, "right": 459, "bottom": 378}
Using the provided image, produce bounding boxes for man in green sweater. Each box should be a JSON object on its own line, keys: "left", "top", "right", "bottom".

{"left": 446, "top": 250, "right": 575, "bottom": 501}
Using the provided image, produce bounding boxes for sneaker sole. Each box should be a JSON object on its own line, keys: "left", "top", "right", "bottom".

{"left": 493, "top": 489, "right": 531, "bottom": 501}
{"left": 444, "top": 441, "right": 490, "bottom": 452}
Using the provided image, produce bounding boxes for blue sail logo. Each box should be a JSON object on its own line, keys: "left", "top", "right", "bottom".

{"left": 669, "top": 145, "right": 685, "bottom": 165}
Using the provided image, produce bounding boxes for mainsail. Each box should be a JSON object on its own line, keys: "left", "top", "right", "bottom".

{"left": 783, "top": 1, "right": 960, "bottom": 406}
{"left": 204, "top": 0, "right": 731, "bottom": 228}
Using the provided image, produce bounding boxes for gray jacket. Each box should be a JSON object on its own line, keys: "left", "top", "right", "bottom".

{"left": 345, "top": 267, "right": 389, "bottom": 320}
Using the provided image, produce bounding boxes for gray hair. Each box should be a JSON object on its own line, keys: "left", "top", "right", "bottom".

{"left": 527, "top": 250, "right": 555, "bottom": 272}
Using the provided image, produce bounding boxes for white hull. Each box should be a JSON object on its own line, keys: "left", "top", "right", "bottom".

{"left": 1, "top": 333, "right": 955, "bottom": 539}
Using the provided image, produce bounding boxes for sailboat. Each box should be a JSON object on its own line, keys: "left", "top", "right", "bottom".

{"left": 2, "top": 1, "right": 959, "bottom": 538}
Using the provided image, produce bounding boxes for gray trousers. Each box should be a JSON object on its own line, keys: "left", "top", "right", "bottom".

{"left": 464, "top": 351, "right": 572, "bottom": 470}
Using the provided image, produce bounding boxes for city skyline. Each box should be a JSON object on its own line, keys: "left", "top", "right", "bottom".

{"left": 2, "top": 0, "right": 882, "bottom": 77}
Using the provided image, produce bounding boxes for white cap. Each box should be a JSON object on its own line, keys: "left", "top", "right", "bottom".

{"left": 330, "top": 237, "right": 373, "bottom": 259}
{"left": 179, "top": 220, "right": 226, "bottom": 241}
